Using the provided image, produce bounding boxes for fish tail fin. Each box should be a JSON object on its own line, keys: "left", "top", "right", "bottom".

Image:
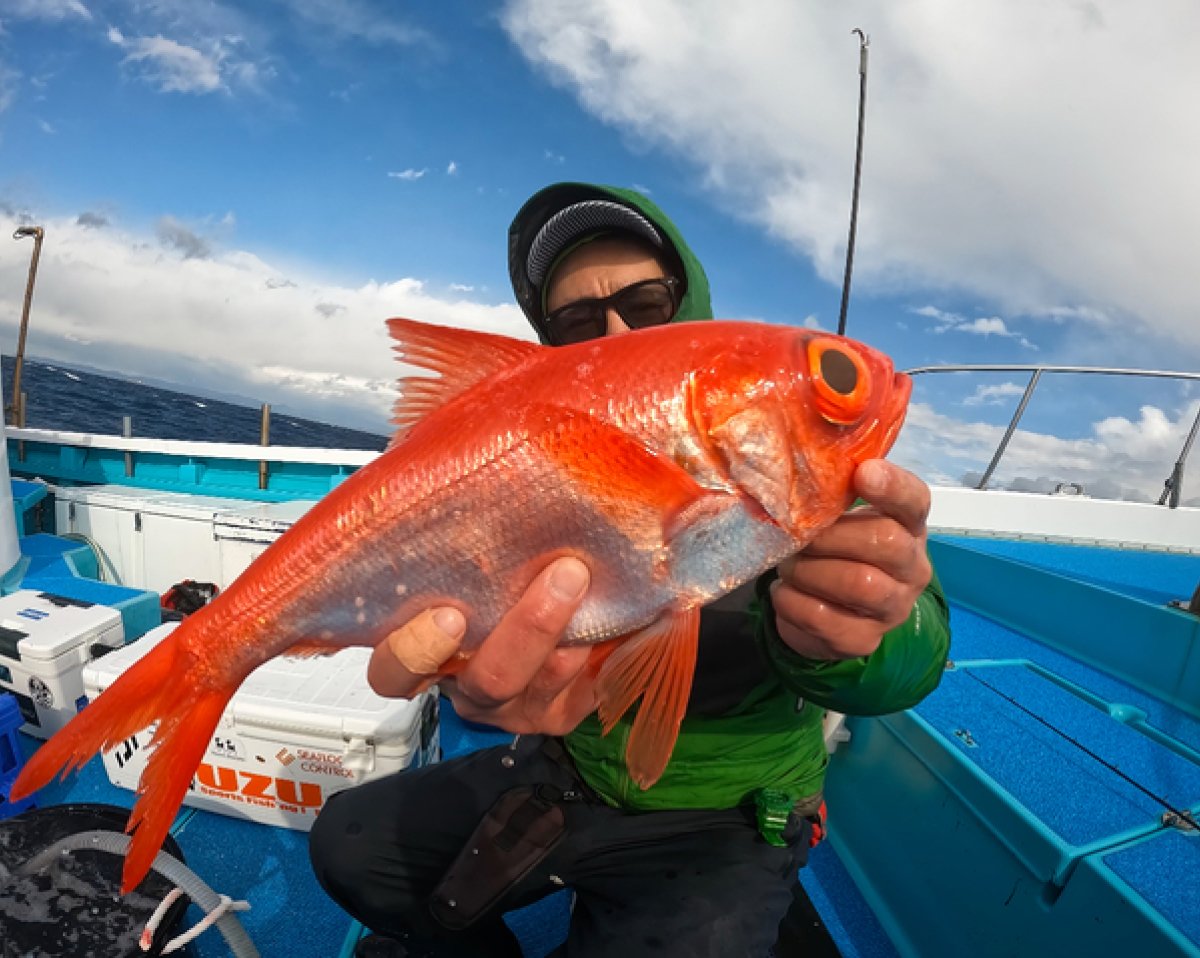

{"left": 121, "top": 690, "right": 227, "bottom": 892}
{"left": 9, "top": 630, "right": 231, "bottom": 893}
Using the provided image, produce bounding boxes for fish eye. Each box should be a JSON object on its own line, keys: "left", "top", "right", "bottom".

{"left": 820, "top": 348, "right": 859, "bottom": 395}
{"left": 808, "top": 339, "right": 871, "bottom": 425}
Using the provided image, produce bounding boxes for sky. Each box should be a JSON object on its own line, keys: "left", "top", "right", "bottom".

{"left": 0, "top": 0, "right": 1197, "bottom": 504}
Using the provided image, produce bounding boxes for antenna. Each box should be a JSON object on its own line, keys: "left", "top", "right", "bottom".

{"left": 837, "top": 29, "right": 870, "bottom": 337}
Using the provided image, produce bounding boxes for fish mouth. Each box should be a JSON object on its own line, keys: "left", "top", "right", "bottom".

{"left": 880, "top": 372, "right": 912, "bottom": 452}
{"left": 843, "top": 370, "right": 911, "bottom": 466}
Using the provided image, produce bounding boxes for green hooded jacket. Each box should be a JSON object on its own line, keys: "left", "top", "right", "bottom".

{"left": 507, "top": 182, "right": 952, "bottom": 812}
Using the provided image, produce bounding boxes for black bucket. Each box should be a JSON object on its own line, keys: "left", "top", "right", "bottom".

{"left": 0, "top": 803, "right": 192, "bottom": 957}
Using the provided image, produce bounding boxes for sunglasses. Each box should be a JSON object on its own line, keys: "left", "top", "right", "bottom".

{"left": 543, "top": 277, "right": 682, "bottom": 345}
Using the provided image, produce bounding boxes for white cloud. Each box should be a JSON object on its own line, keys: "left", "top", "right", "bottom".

{"left": 959, "top": 317, "right": 1009, "bottom": 337}
{"left": 1, "top": 0, "right": 92, "bottom": 21}
{"left": 387, "top": 168, "right": 427, "bottom": 181}
{"left": 1094, "top": 405, "right": 1195, "bottom": 463}
{"left": 890, "top": 398, "right": 1200, "bottom": 504}
{"left": 915, "top": 305, "right": 1036, "bottom": 349}
{"left": 0, "top": 211, "right": 527, "bottom": 432}
{"left": 276, "top": 0, "right": 430, "bottom": 48}
{"left": 36, "top": 118, "right": 55, "bottom": 134}
{"left": 106, "top": 20, "right": 268, "bottom": 96}
{"left": 962, "top": 382, "right": 1025, "bottom": 406}
{"left": 110, "top": 31, "right": 225, "bottom": 94}
{"left": 446, "top": 160, "right": 458, "bottom": 175}
{"left": 543, "top": 149, "right": 565, "bottom": 164}
{"left": 502, "top": 0, "right": 1200, "bottom": 354}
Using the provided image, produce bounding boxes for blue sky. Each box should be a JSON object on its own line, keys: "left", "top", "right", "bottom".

{"left": 0, "top": 0, "right": 1197, "bottom": 503}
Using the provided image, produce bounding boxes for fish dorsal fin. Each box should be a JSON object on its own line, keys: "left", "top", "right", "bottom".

{"left": 387, "top": 318, "right": 542, "bottom": 445}
{"left": 594, "top": 606, "right": 701, "bottom": 789}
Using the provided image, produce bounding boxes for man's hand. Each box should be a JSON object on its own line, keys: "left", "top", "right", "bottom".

{"left": 367, "top": 557, "right": 599, "bottom": 735}
{"left": 770, "top": 460, "right": 932, "bottom": 661}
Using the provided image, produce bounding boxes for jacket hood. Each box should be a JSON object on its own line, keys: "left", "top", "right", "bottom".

{"left": 507, "top": 182, "right": 712, "bottom": 343}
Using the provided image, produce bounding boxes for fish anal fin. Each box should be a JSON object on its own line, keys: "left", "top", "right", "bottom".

{"left": 594, "top": 607, "right": 701, "bottom": 789}
{"left": 529, "top": 406, "right": 735, "bottom": 546}
{"left": 387, "top": 319, "right": 542, "bottom": 445}
{"left": 282, "top": 639, "right": 343, "bottom": 659}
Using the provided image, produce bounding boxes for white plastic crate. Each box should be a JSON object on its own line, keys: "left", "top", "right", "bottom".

{"left": 83, "top": 623, "right": 439, "bottom": 830}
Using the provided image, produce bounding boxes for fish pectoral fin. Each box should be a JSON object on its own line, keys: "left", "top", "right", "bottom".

{"left": 387, "top": 319, "right": 543, "bottom": 445}
{"left": 529, "top": 405, "right": 734, "bottom": 546}
{"left": 594, "top": 607, "right": 701, "bottom": 790}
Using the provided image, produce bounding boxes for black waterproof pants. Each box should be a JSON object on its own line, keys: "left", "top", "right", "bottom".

{"left": 309, "top": 735, "right": 811, "bottom": 958}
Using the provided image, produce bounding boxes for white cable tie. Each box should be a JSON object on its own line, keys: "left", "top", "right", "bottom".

{"left": 139, "top": 888, "right": 185, "bottom": 952}
{"left": 161, "top": 893, "right": 251, "bottom": 954}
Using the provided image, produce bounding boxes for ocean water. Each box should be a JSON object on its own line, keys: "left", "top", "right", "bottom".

{"left": 1, "top": 355, "right": 387, "bottom": 452}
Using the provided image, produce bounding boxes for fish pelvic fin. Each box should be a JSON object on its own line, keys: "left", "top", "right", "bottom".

{"left": 387, "top": 318, "right": 542, "bottom": 445}
{"left": 9, "top": 631, "right": 231, "bottom": 893}
{"left": 594, "top": 607, "right": 701, "bottom": 790}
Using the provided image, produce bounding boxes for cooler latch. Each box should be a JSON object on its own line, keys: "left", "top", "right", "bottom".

{"left": 342, "top": 735, "right": 375, "bottom": 775}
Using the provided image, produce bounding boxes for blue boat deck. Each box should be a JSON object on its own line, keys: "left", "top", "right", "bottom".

{"left": 14, "top": 704, "right": 576, "bottom": 957}
{"left": 823, "top": 535, "right": 1200, "bottom": 957}
{"left": 6, "top": 529, "right": 1200, "bottom": 956}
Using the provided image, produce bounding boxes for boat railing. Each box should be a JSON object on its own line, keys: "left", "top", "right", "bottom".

{"left": 902, "top": 364, "right": 1200, "bottom": 508}
{"left": 3, "top": 425, "right": 379, "bottom": 501}
{"left": 4, "top": 425, "right": 378, "bottom": 467}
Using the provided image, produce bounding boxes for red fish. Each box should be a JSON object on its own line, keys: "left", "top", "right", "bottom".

{"left": 11, "top": 318, "right": 910, "bottom": 892}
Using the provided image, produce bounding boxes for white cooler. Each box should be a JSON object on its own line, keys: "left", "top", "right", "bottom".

{"left": 83, "top": 623, "right": 440, "bottom": 830}
{"left": 0, "top": 589, "right": 125, "bottom": 738}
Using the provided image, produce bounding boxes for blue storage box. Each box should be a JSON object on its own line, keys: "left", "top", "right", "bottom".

{"left": 0, "top": 692, "right": 34, "bottom": 820}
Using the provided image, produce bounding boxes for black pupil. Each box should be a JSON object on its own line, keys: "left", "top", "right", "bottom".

{"left": 548, "top": 280, "right": 676, "bottom": 344}
{"left": 820, "top": 349, "right": 859, "bottom": 395}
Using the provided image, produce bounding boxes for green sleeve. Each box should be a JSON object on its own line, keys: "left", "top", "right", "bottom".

{"left": 753, "top": 563, "right": 952, "bottom": 715}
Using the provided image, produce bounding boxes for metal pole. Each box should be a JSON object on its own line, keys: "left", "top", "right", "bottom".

{"left": 10, "top": 226, "right": 44, "bottom": 424}
{"left": 123, "top": 415, "right": 134, "bottom": 477}
{"left": 837, "top": 29, "right": 869, "bottom": 337}
{"left": 1157, "top": 403, "right": 1200, "bottom": 508}
{"left": 17, "top": 390, "right": 26, "bottom": 462}
{"left": 258, "top": 403, "right": 271, "bottom": 490}
{"left": 977, "top": 369, "right": 1043, "bottom": 490}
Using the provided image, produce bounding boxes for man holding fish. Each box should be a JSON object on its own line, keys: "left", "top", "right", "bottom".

{"left": 310, "top": 183, "right": 952, "bottom": 957}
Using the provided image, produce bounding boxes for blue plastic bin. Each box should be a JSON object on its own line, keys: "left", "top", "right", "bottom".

{"left": 0, "top": 692, "right": 34, "bottom": 820}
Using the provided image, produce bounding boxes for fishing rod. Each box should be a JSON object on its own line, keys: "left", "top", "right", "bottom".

{"left": 837, "top": 29, "right": 870, "bottom": 337}
{"left": 11, "top": 225, "right": 44, "bottom": 425}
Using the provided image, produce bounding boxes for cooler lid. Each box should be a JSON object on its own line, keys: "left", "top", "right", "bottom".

{"left": 0, "top": 590, "right": 124, "bottom": 664}
{"left": 231, "top": 647, "right": 424, "bottom": 741}
{"left": 82, "top": 625, "right": 424, "bottom": 741}
{"left": 53, "top": 484, "right": 271, "bottom": 522}
{"left": 212, "top": 500, "right": 314, "bottom": 540}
